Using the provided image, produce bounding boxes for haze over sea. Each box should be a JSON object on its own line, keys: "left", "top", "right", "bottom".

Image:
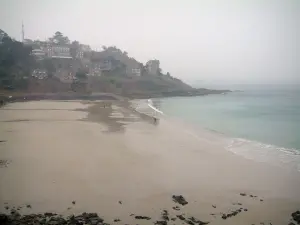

{"left": 149, "top": 84, "right": 300, "bottom": 172}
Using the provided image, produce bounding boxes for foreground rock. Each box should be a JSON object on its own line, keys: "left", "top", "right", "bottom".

{"left": 291, "top": 210, "right": 300, "bottom": 224}
{"left": 172, "top": 195, "right": 188, "bottom": 206}
{"left": 0, "top": 212, "right": 107, "bottom": 225}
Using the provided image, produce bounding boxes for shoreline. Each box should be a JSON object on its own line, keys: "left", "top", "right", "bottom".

{"left": 1, "top": 100, "right": 300, "bottom": 224}
{"left": 136, "top": 96, "right": 300, "bottom": 173}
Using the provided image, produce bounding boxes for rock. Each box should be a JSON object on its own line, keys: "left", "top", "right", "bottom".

{"left": 172, "top": 195, "right": 188, "bottom": 205}
{"left": 233, "top": 211, "right": 239, "bottom": 216}
{"left": 26, "top": 204, "right": 31, "bottom": 208}
{"left": 155, "top": 221, "right": 167, "bottom": 225}
{"left": 67, "top": 207, "right": 71, "bottom": 210}
{"left": 172, "top": 206, "right": 180, "bottom": 211}
{"left": 135, "top": 216, "right": 151, "bottom": 220}
{"left": 212, "top": 205, "right": 216, "bottom": 208}
{"left": 260, "top": 199, "right": 263, "bottom": 202}
{"left": 293, "top": 214, "right": 300, "bottom": 223}
{"left": 244, "top": 208, "right": 248, "bottom": 212}
{"left": 114, "top": 218, "right": 121, "bottom": 222}
{"left": 188, "top": 216, "right": 209, "bottom": 225}
{"left": 130, "top": 214, "right": 135, "bottom": 216}
{"left": 4, "top": 206, "right": 9, "bottom": 210}
{"left": 118, "top": 201, "right": 122, "bottom": 204}
{"left": 177, "top": 215, "right": 186, "bottom": 221}
{"left": 186, "top": 220, "right": 195, "bottom": 225}
{"left": 171, "top": 218, "right": 177, "bottom": 221}
{"left": 0, "top": 212, "right": 108, "bottom": 225}
{"left": 221, "top": 214, "right": 227, "bottom": 220}
{"left": 44, "top": 212, "right": 54, "bottom": 217}
{"left": 240, "top": 193, "right": 247, "bottom": 196}
{"left": 292, "top": 210, "right": 300, "bottom": 218}
{"left": 72, "top": 201, "right": 76, "bottom": 205}
{"left": 0, "top": 214, "right": 9, "bottom": 224}
{"left": 162, "top": 210, "right": 169, "bottom": 221}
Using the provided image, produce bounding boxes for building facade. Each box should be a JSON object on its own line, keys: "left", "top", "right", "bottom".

{"left": 146, "top": 60, "right": 160, "bottom": 75}
{"left": 32, "top": 49, "right": 46, "bottom": 60}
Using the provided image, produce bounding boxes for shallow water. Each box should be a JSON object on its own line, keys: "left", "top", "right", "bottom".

{"left": 136, "top": 85, "right": 300, "bottom": 171}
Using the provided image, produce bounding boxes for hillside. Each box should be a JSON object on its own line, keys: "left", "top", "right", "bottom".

{"left": 0, "top": 30, "right": 230, "bottom": 98}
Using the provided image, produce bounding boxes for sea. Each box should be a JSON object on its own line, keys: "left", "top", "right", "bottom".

{"left": 136, "top": 84, "right": 300, "bottom": 172}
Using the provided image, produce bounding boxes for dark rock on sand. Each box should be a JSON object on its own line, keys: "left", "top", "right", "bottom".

{"left": 212, "top": 205, "right": 216, "bottom": 208}
{"left": 172, "top": 195, "right": 188, "bottom": 206}
{"left": 155, "top": 221, "right": 167, "bottom": 225}
{"left": 4, "top": 206, "right": 9, "bottom": 210}
{"left": 221, "top": 214, "right": 227, "bottom": 220}
{"left": 114, "top": 218, "right": 121, "bottom": 222}
{"left": 118, "top": 201, "right": 122, "bottom": 204}
{"left": 162, "top": 210, "right": 169, "bottom": 221}
{"left": 44, "top": 212, "right": 57, "bottom": 217}
{"left": 171, "top": 218, "right": 177, "bottom": 221}
{"left": 188, "top": 216, "right": 209, "bottom": 225}
{"left": 26, "top": 204, "right": 31, "bottom": 208}
{"left": 240, "top": 193, "right": 247, "bottom": 196}
{"left": 72, "top": 201, "right": 76, "bottom": 205}
{"left": 291, "top": 210, "right": 300, "bottom": 224}
{"left": 172, "top": 206, "right": 180, "bottom": 211}
{"left": 244, "top": 208, "right": 248, "bottom": 212}
{"left": 186, "top": 220, "right": 195, "bottom": 225}
{"left": 135, "top": 215, "right": 151, "bottom": 220}
{"left": 260, "top": 199, "right": 264, "bottom": 202}
{"left": 177, "top": 215, "right": 186, "bottom": 220}
{"left": 0, "top": 212, "right": 108, "bottom": 225}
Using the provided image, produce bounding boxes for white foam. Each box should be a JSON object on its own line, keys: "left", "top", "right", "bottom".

{"left": 147, "top": 99, "right": 164, "bottom": 115}
{"left": 226, "top": 138, "right": 300, "bottom": 172}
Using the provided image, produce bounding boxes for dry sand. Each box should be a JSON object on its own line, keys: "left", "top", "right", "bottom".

{"left": 0, "top": 100, "right": 300, "bottom": 225}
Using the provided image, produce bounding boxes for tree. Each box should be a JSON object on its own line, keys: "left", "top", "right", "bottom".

{"left": 43, "top": 59, "right": 56, "bottom": 77}
{"left": 75, "top": 69, "right": 87, "bottom": 80}
{"left": 0, "top": 34, "right": 34, "bottom": 90}
{"left": 70, "top": 40, "right": 80, "bottom": 58}
{"left": 157, "top": 68, "right": 162, "bottom": 76}
{"left": 49, "top": 31, "right": 70, "bottom": 45}
{"left": 0, "top": 29, "right": 8, "bottom": 42}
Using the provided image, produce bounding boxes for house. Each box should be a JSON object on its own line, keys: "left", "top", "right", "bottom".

{"left": 50, "top": 45, "right": 72, "bottom": 59}
{"left": 125, "top": 58, "right": 141, "bottom": 76}
{"left": 146, "top": 60, "right": 160, "bottom": 75}
{"left": 32, "top": 48, "right": 46, "bottom": 60}
{"left": 75, "top": 44, "right": 91, "bottom": 59}
{"left": 100, "top": 47, "right": 142, "bottom": 76}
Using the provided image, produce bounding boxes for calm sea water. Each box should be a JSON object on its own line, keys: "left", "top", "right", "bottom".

{"left": 148, "top": 85, "right": 300, "bottom": 171}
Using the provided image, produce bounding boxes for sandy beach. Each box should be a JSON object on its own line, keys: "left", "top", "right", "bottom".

{"left": 0, "top": 100, "right": 300, "bottom": 225}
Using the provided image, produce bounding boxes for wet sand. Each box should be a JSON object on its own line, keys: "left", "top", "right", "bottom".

{"left": 0, "top": 100, "right": 300, "bottom": 225}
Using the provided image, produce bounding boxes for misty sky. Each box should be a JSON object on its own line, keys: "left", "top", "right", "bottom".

{"left": 0, "top": 0, "right": 299, "bottom": 85}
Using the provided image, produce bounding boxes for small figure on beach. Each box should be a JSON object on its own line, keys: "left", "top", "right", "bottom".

{"left": 153, "top": 117, "right": 159, "bottom": 125}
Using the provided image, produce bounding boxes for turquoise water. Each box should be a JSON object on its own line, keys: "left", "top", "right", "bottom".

{"left": 158, "top": 87, "right": 300, "bottom": 151}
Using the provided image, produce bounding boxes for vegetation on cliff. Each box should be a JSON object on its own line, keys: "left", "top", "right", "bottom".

{"left": 0, "top": 30, "right": 229, "bottom": 97}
